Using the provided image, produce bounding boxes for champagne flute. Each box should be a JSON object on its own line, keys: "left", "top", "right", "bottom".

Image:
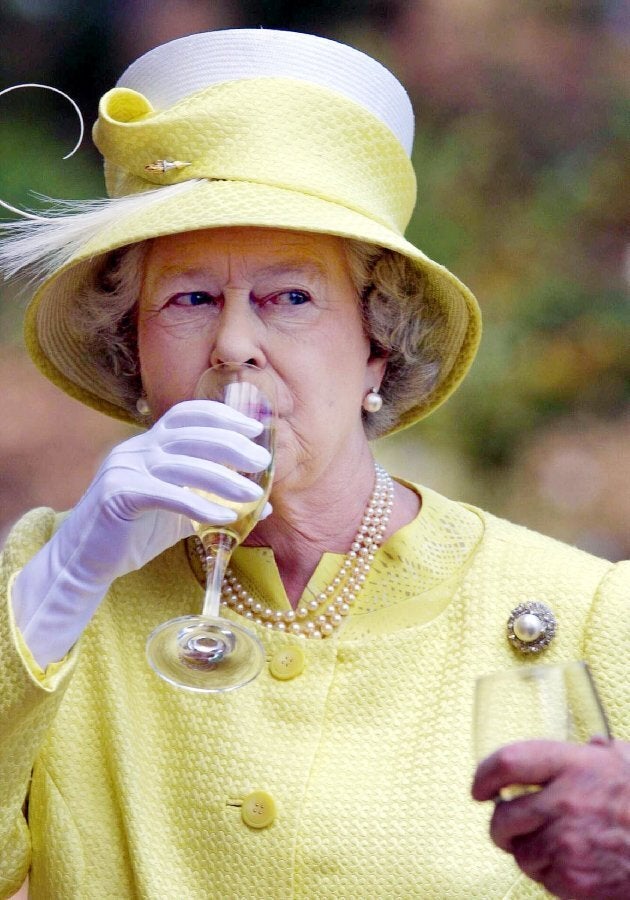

{"left": 146, "top": 363, "right": 276, "bottom": 693}
{"left": 473, "top": 661, "right": 611, "bottom": 800}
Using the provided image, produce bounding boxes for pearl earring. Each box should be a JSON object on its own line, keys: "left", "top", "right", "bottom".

{"left": 136, "top": 395, "right": 150, "bottom": 416}
{"left": 362, "top": 387, "right": 382, "bottom": 413}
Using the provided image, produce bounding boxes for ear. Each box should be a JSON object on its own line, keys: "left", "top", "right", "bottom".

{"left": 365, "top": 351, "right": 388, "bottom": 393}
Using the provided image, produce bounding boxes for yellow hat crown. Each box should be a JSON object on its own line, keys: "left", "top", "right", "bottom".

{"left": 95, "top": 79, "right": 417, "bottom": 235}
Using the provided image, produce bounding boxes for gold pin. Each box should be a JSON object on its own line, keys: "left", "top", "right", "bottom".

{"left": 144, "top": 159, "right": 191, "bottom": 174}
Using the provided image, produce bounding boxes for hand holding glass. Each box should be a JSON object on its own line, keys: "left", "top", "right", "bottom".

{"left": 146, "top": 363, "right": 276, "bottom": 693}
{"left": 473, "top": 661, "right": 611, "bottom": 800}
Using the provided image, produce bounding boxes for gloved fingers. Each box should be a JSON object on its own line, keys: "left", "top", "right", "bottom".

{"left": 156, "top": 425, "right": 271, "bottom": 472}
{"left": 156, "top": 486, "right": 242, "bottom": 526}
{"left": 161, "top": 400, "right": 265, "bottom": 437}
{"left": 260, "top": 502, "right": 273, "bottom": 520}
{"left": 106, "top": 478, "right": 241, "bottom": 525}
{"left": 148, "top": 457, "right": 266, "bottom": 501}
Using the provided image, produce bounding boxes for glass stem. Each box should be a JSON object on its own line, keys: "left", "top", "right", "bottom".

{"left": 201, "top": 532, "right": 236, "bottom": 618}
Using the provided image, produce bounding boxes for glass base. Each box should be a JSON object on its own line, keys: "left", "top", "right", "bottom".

{"left": 146, "top": 615, "right": 265, "bottom": 693}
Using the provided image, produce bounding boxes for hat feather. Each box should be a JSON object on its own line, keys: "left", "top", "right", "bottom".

{"left": 0, "top": 180, "right": 200, "bottom": 282}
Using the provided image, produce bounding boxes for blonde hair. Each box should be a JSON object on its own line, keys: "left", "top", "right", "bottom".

{"left": 66, "top": 243, "right": 148, "bottom": 413}
{"left": 344, "top": 241, "right": 444, "bottom": 437}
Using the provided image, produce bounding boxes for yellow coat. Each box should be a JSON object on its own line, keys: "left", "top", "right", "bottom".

{"left": 1, "top": 484, "right": 628, "bottom": 899}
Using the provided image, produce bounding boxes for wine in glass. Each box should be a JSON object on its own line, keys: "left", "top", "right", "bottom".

{"left": 473, "top": 661, "right": 611, "bottom": 800}
{"left": 146, "top": 363, "right": 276, "bottom": 693}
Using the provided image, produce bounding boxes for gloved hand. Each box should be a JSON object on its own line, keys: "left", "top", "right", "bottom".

{"left": 11, "top": 400, "right": 271, "bottom": 669}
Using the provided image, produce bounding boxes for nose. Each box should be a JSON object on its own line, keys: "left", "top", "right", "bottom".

{"left": 209, "top": 291, "right": 266, "bottom": 369}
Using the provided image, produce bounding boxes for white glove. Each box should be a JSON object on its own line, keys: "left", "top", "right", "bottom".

{"left": 11, "top": 400, "right": 271, "bottom": 669}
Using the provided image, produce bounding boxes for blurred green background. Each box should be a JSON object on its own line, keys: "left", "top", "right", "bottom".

{"left": 1, "top": 0, "right": 628, "bottom": 558}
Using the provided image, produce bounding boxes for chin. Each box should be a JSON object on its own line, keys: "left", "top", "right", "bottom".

{"left": 269, "top": 458, "right": 292, "bottom": 490}
{"left": 269, "top": 442, "right": 306, "bottom": 492}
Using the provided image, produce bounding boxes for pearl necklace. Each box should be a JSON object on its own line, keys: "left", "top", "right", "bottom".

{"left": 193, "top": 462, "right": 394, "bottom": 639}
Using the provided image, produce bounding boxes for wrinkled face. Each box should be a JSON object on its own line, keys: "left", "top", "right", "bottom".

{"left": 138, "top": 227, "right": 386, "bottom": 488}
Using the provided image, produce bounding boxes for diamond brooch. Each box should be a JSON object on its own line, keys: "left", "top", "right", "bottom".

{"left": 507, "top": 601, "right": 557, "bottom": 654}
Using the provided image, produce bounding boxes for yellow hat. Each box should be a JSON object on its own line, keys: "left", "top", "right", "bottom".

{"left": 6, "top": 30, "right": 481, "bottom": 434}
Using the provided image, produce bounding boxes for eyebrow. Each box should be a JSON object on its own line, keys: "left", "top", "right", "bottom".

{"left": 151, "top": 258, "right": 328, "bottom": 288}
{"left": 253, "top": 260, "right": 327, "bottom": 281}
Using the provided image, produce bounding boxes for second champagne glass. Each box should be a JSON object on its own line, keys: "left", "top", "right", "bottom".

{"left": 146, "top": 363, "right": 276, "bottom": 693}
{"left": 473, "top": 661, "right": 611, "bottom": 800}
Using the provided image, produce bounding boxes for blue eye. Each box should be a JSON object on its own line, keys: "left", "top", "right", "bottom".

{"left": 169, "top": 291, "right": 220, "bottom": 307}
{"left": 189, "top": 291, "right": 212, "bottom": 306}
{"left": 284, "top": 290, "right": 310, "bottom": 305}
{"left": 259, "top": 289, "right": 311, "bottom": 306}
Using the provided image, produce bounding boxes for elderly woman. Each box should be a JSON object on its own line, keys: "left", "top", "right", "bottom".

{"left": 0, "top": 29, "right": 628, "bottom": 900}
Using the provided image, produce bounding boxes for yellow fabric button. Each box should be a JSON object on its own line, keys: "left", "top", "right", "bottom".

{"left": 269, "top": 646, "right": 305, "bottom": 681}
{"left": 241, "top": 791, "right": 276, "bottom": 829}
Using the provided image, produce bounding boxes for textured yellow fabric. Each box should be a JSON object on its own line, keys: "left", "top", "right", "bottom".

{"left": 95, "top": 81, "right": 416, "bottom": 231}
{"left": 24, "top": 76, "right": 481, "bottom": 433}
{"left": 1, "top": 486, "right": 628, "bottom": 899}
